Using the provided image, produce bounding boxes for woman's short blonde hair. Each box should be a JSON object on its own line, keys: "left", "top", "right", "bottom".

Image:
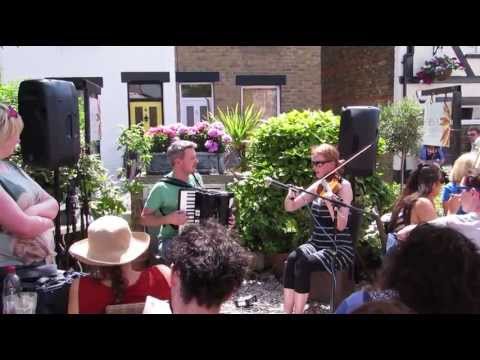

{"left": 311, "top": 144, "right": 340, "bottom": 165}
{"left": 0, "top": 103, "right": 24, "bottom": 143}
{"left": 451, "top": 152, "right": 476, "bottom": 183}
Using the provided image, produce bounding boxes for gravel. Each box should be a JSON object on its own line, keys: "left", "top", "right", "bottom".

{"left": 221, "top": 271, "right": 331, "bottom": 314}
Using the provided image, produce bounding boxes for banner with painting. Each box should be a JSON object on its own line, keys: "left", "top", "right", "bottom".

{"left": 422, "top": 100, "right": 452, "bottom": 147}
{"left": 89, "top": 96, "right": 102, "bottom": 154}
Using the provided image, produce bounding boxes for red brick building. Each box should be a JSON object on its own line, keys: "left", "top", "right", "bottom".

{"left": 321, "top": 46, "right": 395, "bottom": 113}
{"left": 174, "top": 46, "right": 397, "bottom": 123}
{"left": 175, "top": 46, "right": 322, "bottom": 123}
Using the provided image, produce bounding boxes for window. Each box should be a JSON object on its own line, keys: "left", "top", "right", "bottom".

{"left": 179, "top": 83, "right": 214, "bottom": 126}
{"left": 128, "top": 83, "right": 162, "bottom": 99}
{"left": 241, "top": 86, "right": 280, "bottom": 120}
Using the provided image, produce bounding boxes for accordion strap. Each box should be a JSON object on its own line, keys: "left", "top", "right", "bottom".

{"left": 158, "top": 176, "right": 199, "bottom": 189}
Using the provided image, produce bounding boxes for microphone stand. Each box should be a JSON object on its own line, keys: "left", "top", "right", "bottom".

{"left": 266, "top": 177, "right": 371, "bottom": 313}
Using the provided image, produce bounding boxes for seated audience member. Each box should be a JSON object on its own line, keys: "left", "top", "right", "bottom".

{"left": 169, "top": 220, "right": 249, "bottom": 314}
{"left": 386, "top": 164, "right": 443, "bottom": 252}
{"left": 441, "top": 152, "right": 476, "bottom": 215}
{"left": 419, "top": 145, "right": 445, "bottom": 167}
{"left": 67, "top": 216, "right": 171, "bottom": 314}
{"left": 397, "top": 169, "right": 480, "bottom": 249}
{"left": 350, "top": 300, "right": 414, "bottom": 314}
{"left": 337, "top": 224, "right": 480, "bottom": 314}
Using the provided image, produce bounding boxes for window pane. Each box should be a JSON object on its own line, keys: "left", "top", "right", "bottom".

{"left": 128, "top": 84, "right": 162, "bottom": 99}
{"left": 181, "top": 84, "right": 212, "bottom": 98}
{"left": 187, "top": 106, "right": 195, "bottom": 126}
{"left": 149, "top": 106, "right": 158, "bottom": 127}
{"left": 243, "top": 88, "right": 278, "bottom": 119}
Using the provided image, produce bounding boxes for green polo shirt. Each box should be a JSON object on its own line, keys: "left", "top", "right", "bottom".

{"left": 144, "top": 172, "right": 204, "bottom": 240}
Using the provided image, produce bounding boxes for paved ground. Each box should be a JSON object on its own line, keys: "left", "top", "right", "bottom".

{"left": 221, "top": 272, "right": 331, "bottom": 314}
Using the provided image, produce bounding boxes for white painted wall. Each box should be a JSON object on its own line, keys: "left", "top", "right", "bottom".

{"left": 394, "top": 46, "right": 480, "bottom": 103}
{"left": 0, "top": 46, "right": 177, "bottom": 175}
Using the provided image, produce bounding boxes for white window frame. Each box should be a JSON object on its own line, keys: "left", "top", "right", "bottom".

{"left": 179, "top": 82, "right": 214, "bottom": 114}
{"left": 240, "top": 85, "right": 280, "bottom": 119}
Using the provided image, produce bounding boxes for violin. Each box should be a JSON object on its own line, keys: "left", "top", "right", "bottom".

{"left": 317, "top": 173, "right": 342, "bottom": 197}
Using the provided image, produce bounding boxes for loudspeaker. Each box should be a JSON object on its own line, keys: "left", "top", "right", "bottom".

{"left": 18, "top": 79, "right": 80, "bottom": 169}
{"left": 338, "top": 106, "right": 379, "bottom": 177}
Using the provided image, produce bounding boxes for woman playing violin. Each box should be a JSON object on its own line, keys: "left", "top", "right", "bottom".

{"left": 283, "top": 144, "right": 354, "bottom": 314}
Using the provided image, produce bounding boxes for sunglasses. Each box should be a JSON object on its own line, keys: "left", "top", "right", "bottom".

{"left": 311, "top": 159, "right": 332, "bottom": 167}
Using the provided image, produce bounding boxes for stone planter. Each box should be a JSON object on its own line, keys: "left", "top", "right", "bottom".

{"left": 147, "top": 153, "right": 171, "bottom": 175}
{"left": 196, "top": 152, "right": 225, "bottom": 174}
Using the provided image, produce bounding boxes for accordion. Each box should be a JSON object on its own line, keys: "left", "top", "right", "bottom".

{"left": 178, "top": 188, "right": 234, "bottom": 232}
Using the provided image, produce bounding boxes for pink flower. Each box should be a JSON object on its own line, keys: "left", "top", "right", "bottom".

{"left": 222, "top": 134, "right": 232, "bottom": 144}
{"left": 195, "top": 121, "right": 209, "bottom": 132}
{"left": 208, "top": 128, "right": 221, "bottom": 138}
{"left": 146, "top": 127, "right": 166, "bottom": 136}
{"left": 177, "top": 125, "right": 189, "bottom": 135}
{"left": 205, "top": 139, "right": 219, "bottom": 153}
{"left": 211, "top": 121, "right": 225, "bottom": 131}
{"left": 187, "top": 127, "right": 198, "bottom": 136}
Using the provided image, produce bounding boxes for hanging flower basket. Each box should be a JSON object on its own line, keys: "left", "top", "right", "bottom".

{"left": 434, "top": 68, "right": 452, "bottom": 81}
{"left": 416, "top": 55, "right": 463, "bottom": 84}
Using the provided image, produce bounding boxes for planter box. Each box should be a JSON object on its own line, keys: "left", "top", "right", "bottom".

{"left": 148, "top": 153, "right": 171, "bottom": 175}
{"left": 147, "top": 152, "right": 225, "bottom": 175}
{"left": 196, "top": 152, "right": 225, "bottom": 175}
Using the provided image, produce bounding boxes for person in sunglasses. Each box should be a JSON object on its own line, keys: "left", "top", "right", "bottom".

{"left": 396, "top": 170, "right": 480, "bottom": 249}
{"left": 467, "top": 127, "right": 480, "bottom": 153}
{"left": 283, "top": 144, "right": 353, "bottom": 314}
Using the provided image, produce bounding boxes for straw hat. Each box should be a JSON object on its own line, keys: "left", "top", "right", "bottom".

{"left": 69, "top": 216, "right": 150, "bottom": 266}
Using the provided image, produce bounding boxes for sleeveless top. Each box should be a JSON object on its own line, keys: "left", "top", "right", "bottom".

{"left": 78, "top": 266, "right": 171, "bottom": 314}
{"left": 0, "top": 160, "right": 56, "bottom": 266}
{"left": 306, "top": 179, "right": 354, "bottom": 269}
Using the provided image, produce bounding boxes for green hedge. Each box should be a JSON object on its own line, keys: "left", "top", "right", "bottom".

{"left": 230, "top": 109, "right": 397, "bottom": 263}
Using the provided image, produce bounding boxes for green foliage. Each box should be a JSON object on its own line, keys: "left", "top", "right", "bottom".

{"left": 231, "top": 110, "right": 341, "bottom": 254}
{"left": 117, "top": 123, "right": 153, "bottom": 167}
{"left": 0, "top": 81, "right": 20, "bottom": 107}
{"left": 209, "top": 104, "right": 263, "bottom": 170}
{"left": 231, "top": 108, "right": 399, "bottom": 260}
{"left": 379, "top": 98, "right": 424, "bottom": 157}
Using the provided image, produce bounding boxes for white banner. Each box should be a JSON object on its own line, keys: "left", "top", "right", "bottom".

{"left": 422, "top": 100, "right": 452, "bottom": 147}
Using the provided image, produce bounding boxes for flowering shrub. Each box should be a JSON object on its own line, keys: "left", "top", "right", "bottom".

{"left": 416, "top": 55, "right": 464, "bottom": 84}
{"left": 146, "top": 121, "right": 232, "bottom": 153}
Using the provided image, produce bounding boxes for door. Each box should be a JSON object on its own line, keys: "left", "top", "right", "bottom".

{"left": 180, "top": 98, "right": 210, "bottom": 126}
{"left": 129, "top": 101, "right": 163, "bottom": 130}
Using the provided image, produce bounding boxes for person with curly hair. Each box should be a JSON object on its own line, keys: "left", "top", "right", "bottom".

{"left": 169, "top": 219, "right": 249, "bottom": 314}
{"left": 336, "top": 223, "right": 480, "bottom": 314}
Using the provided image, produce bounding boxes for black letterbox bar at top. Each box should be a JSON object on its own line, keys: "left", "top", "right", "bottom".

{"left": 235, "top": 75, "right": 286, "bottom": 86}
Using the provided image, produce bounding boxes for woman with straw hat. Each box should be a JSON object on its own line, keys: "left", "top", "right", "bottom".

{"left": 67, "top": 216, "right": 171, "bottom": 314}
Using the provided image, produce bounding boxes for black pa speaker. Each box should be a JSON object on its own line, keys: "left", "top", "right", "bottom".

{"left": 18, "top": 79, "right": 80, "bottom": 169}
{"left": 338, "top": 106, "right": 379, "bottom": 177}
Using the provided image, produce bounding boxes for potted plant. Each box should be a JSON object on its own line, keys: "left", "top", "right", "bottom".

{"left": 208, "top": 104, "right": 263, "bottom": 172}
{"left": 379, "top": 98, "right": 424, "bottom": 188}
{"left": 416, "top": 54, "right": 464, "bottom": 84}
{"left": 145, "top": 122, "right": 232, "bottom": 175}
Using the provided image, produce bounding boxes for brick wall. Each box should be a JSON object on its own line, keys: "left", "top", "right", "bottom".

{"left": 175, "top": 46, "right": 322, "bottom": 118}
{"left": 322, "top": 46, "right": 395, "bottom": 114}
